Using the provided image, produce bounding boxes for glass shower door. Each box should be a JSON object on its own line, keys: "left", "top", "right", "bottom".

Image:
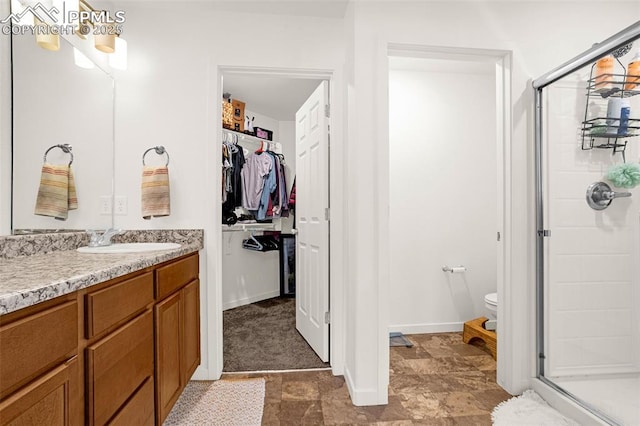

{"left": 538, "top": 35, "right": 640, "bottom": 425}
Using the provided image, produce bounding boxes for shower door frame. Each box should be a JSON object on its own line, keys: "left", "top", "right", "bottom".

{"left": 532, "top": 21, "right": 640, "bottom": 425}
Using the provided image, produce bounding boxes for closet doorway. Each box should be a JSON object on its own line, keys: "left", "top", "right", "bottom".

{"left": 219, "top": 70, "right": 331, "bottom": 373}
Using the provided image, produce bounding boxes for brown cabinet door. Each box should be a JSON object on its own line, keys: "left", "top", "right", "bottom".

{"left": 86, "top": 311, "right": 153, "bottom": 426}
{"left": 181, "top": 279, "right": 200, "bottom": 384}
{"left": 154, "top": 292, "right": 182, "bottom": 425}
{"left": 0, "top": 357, "right": 78, "bottom": 426}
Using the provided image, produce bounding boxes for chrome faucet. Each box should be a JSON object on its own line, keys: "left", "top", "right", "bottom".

{"left": 87, "top": 228, "right": 124, "bottom": 247}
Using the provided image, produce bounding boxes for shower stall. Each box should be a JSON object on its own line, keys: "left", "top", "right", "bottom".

{"left": 534, "top": 22, "right": 640, "bottom": 425}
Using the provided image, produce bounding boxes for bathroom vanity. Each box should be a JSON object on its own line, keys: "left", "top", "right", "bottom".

{"left": 0, "top": 230, "right": 203, "bottom": 425}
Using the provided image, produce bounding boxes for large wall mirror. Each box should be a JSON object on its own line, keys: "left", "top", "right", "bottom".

{"left": 11, "top": 31, "right": 114, "bottom": 232}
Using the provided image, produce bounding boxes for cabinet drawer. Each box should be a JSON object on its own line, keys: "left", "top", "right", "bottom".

{"left": 108, "top": 377, "right": 154, "bottom": 426}
{"left": 155, "top": 254, "right": 198, "bottom": 300}
{"left": 87, "top": 310, "right": 153, "bottom": 426}
{"left": 0, "top": 301, "right": 77, "bottom": 398}
{"left": 86, "top": 272, "right": 154, "bottom": 338}
{"left": 0, "top": 357, "right": 77, "bottom": 426}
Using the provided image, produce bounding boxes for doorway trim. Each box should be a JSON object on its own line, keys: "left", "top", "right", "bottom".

{"left": 381, "top": 43, "right": 513, "bottom": 391}
{"left": 201, "top": 65, "right": 344, "bottom": 380}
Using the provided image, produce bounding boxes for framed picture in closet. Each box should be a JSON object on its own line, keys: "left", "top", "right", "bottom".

{"left": 279, "top": 234, "right": 296, "bottom": 297}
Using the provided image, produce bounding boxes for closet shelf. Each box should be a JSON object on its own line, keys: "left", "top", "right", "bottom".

{"left": 222, "top": 222, "right": 280, "bottom": 232}
{"left": 223, "top": 128, "right": 283, "bottom": 153}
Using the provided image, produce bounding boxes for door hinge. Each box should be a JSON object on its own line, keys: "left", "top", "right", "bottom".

{"left": 324, "top": 311, "right": 331, "bottom": 324}
{"left": 325, "top": 104, "right": 330, "bottom": 118}
{"left": 497, "top": 231, "right": 501, "bottom": 242}
{"left": 325, "top": 207, "right": 330, "bottom": 221}
{"left": 537, "top": 229, "right": 551, "bottom": 237}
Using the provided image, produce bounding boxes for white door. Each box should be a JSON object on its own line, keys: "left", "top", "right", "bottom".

{"left": 295, "top": 81, "right": 330, "bottom": 362}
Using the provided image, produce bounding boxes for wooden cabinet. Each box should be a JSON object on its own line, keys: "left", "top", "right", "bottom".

{"left": 154, "top": 255, "right": 201, "bottom": 425}
{"left": 0, "top": 252, "right": 200, "bottom": 426}
{"left": 0, "top": 296, "right": 80, "bottom": 426}
{"left": 0, "top": 357, "right": 79, "bottom": 426}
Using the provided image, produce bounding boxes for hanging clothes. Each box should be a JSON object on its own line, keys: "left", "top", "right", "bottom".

{"left": 288, "top": 178, "right": 296, "bottom": 209}
{"left": 241, "top": 152, "right": 273, "bottom": 210}
{"left": 257, "top": 153, "right": 278, "bottom": 220}
{"left": 222, "top": 143, "right": 246, "bottom": 215}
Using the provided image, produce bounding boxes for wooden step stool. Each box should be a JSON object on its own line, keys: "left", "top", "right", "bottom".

{"left": 462, "top": 317, "right": 496, "bottom": 359}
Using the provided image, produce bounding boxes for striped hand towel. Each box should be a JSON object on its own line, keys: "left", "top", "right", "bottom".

{"left": 34, "top": 163, "right": 78, "bottom": 220}
{"left": 142, "top": 166, "right": 171, "bottom": 219}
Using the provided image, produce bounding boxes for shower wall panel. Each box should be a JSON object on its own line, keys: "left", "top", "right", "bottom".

{"left": 543, "top": 78, "right": 640, "bottom": 378}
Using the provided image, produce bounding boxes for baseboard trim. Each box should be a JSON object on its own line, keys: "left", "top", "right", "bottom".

{"left": 344, "top": 366, "right": 383, "bottom": 406}
{"left": 389, "top": 322, "right": 464, "bottom": 334}
{"left": 222, "top": 290, "right": 280, "bottom": 310}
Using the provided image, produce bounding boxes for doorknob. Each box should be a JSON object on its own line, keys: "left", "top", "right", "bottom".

{"left": 586, "top": 182, "right": 632, "bottom": 210}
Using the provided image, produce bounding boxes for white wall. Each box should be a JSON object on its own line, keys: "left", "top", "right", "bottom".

{"left": 345, "top": 0, "right": 640, "bottom": 403}
{"left": 544, "top": 73, "right": 640, "bottom": 377}
{"left": 221, "top": 232, "right": 280, "bottom": 310}
{"left": 388, "top": 63, "right": 497, "bottom": 334}
{"left": 109, "top": 1, "right": 346, "bottom": 382}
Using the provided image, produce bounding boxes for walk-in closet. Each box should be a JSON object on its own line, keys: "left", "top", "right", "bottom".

{"left": 219, "top": 74, "right": 330, "bottom": 372}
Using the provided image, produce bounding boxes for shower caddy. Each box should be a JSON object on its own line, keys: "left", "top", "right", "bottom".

{"left": 580, "top": 49, "right": 640, "bottom": 163}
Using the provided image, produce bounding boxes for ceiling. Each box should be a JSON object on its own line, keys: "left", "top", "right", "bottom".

{"left": 223, "top": 75, "right": 323, "bottom": 121}
{"left": 205, "top": 0, "right": 350, "bottom": 18}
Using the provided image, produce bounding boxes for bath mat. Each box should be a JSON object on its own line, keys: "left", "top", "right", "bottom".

{"left": 164, "top": 378, "right": 265, "bottom": 425}
{"left": 492, "top": 389, "right": 579, "bottom": 425}
{"left": 389, "top": 332, "right": 414, "bottom": 347}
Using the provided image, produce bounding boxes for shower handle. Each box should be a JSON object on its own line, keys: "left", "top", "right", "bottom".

{"left": 586, "top": 182, "right": 632, "bottom": 210}
{"left": 602, "top": 189, "right": 631, "bottom": 200}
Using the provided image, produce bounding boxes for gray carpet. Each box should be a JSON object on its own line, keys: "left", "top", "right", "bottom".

{"left": 223, "top": 297, "right": 329, "bottom": 372}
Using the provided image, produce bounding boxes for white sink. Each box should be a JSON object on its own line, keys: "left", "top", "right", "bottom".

{"left": 77, "top": 242, "right": 181, "bottom": 254}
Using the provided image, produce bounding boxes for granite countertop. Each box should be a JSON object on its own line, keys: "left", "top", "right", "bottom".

{"left": 0, "top": 230, "right": 204, "bottom": 316}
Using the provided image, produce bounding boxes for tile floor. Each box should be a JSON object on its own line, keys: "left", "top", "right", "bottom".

{"left": 222, "top": 332, "right": 512, "bottom": 425}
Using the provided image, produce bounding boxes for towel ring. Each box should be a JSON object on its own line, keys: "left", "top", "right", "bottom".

{"left": 142, "top": 146, "right": 170, "bottom": 166}
{"left": 43, "top": 144, "right": 73, "bottom": 166}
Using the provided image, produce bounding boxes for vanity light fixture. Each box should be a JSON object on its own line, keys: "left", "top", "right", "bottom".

{"left": 29, "top": 0, "right": 127, "bottom": 70}
{"left": 34, "top": 17, "right": 60, "bottom": 51}
{"left": 94, "top": 21, "right": 116, "bottom": 53}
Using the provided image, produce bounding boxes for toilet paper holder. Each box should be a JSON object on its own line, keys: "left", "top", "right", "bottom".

{"left": 442, "top": 265, "right": 466, "bottom": 273}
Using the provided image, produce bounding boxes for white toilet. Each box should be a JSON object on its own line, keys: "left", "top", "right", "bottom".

{"left": 484, "top": 292, "right": 498, "bottom": 331}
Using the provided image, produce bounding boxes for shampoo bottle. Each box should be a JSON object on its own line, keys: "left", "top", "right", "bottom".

{"left": 624, "top": 51, "right": 640, "bottom": 90}
{"left": 595, "top": 55, "right": 615, "bottom": 92}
